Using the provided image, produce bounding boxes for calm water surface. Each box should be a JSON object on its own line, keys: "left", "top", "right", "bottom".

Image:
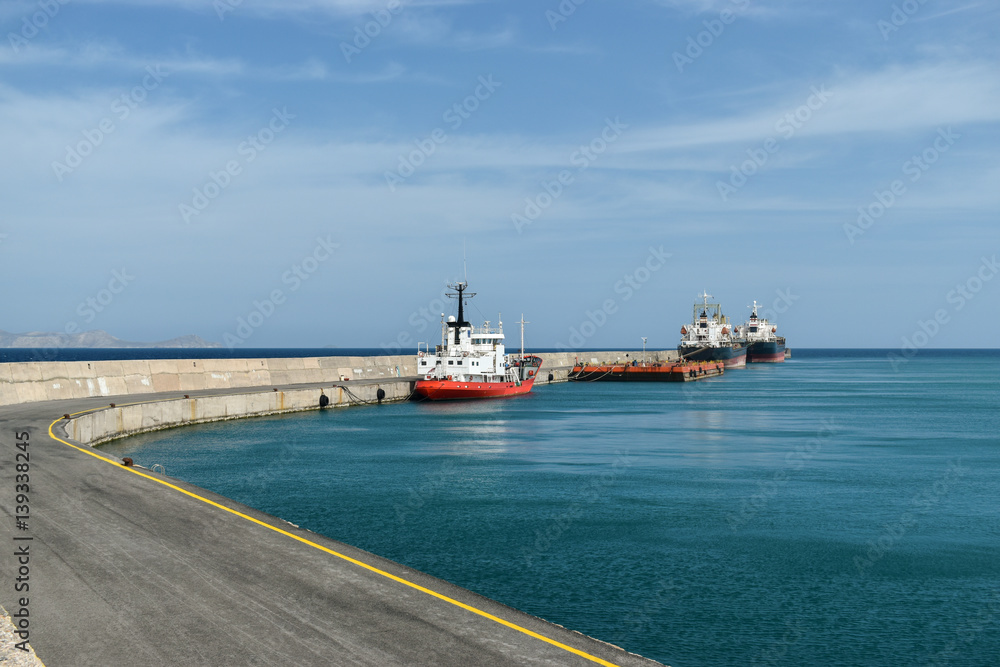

{"left": 102, "top": 351, "right": 1000, "bottom": 666}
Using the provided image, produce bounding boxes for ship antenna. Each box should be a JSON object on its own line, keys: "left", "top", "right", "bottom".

{"left": 518, "top": 314, "right": 529, "bottom": 359}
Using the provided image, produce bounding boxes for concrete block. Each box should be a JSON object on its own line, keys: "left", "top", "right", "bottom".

{"left": 0, "top": 382, "right": 21, "bottom": 406}
{"left": 10, "top": 363, "right": 43, "bottom": 383}
{"left": 150, "top": 373, "right": 181, "bottom": 393}
{"left": 92, "top": 361, "right": 125, "bottom": 378}
{"left": 149, "top": 359, "right": 181, "bottom": 375}
{"left": 178, "top": 373, "right": 208, "bottom": 392}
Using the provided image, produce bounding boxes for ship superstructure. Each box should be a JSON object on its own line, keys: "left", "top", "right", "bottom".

{"left": 739, "top": 301, "right": 786, "bottom": 363}
{"left": 414, "top": 281, "right": 542, "bottom": 400}
{"left": 677, "top": 291, "right": 747, "bottom": 368}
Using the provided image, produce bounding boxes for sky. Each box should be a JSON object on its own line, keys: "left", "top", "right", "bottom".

{"left": 1, "top": 0, "right": 999, "bottom": 350}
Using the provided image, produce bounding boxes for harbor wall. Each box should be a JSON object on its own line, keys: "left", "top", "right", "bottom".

{"left": 0, "top": 355, "right": 415, "bottom": 407}
{"left": 0, "top": 350, "right": 678, "bottom": 408}
{"left": 66, "top": 382, "right": 414, "bottom": 446}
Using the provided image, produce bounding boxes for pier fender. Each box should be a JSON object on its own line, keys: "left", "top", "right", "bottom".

{"left": 319, "top": 393, "right": 330, "bottom": 408}
{"left": 376, "top": 387, "right": 386, "bottom": 404}
{"left": 548, "top": 373, "right": 554, "bottom": 381}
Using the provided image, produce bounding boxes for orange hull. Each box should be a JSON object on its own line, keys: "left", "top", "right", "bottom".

{"left": 569, "top": 361, "right": 724, "bottom": 382}
{"left": 413, "top": 378, "right": 536, "bottom": 400}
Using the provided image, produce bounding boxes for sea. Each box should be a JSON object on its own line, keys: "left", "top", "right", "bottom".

{"left": 92, "top": 349, "right": 999, "bottom": 667}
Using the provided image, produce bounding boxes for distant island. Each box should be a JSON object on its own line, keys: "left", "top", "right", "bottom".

{"left": 0, "top": 329, "right": 221, "bottom": 349}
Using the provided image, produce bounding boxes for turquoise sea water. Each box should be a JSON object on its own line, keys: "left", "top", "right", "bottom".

{"left": 101, "top": 351, "right": 1000, "bottom": 666}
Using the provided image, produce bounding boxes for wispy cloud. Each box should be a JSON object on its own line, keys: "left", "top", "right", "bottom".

{"left": 622, "top": 62, "right": 1000, "bottom": 154}
{"left": 63, "top": 0, "right": 485, "bottom": 19}
{"left": 0, "top": 43, "right": 413, "bottom": 83}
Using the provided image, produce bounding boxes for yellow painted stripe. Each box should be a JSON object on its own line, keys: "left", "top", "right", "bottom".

{"left": 46, "top": 412, "right": 622, "bottom": 667}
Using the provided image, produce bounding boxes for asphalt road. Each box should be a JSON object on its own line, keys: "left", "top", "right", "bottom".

{"left": 0, "top": 386, "right": 663, "bottom": 667}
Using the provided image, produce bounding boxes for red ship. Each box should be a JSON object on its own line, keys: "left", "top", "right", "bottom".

{"left": 414, "top": 281, "right": 542, "bottom": 401}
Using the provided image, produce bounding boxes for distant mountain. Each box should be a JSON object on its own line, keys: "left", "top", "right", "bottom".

{"left": 0, "top": 329, "right": 222, "bottom": 349}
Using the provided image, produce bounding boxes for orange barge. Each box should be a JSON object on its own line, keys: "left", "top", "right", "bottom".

{"left": 568, "top": 360, "right": 724, "bottom": 382}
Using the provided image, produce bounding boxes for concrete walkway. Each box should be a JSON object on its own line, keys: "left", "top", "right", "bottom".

{"left": 0, "top": 387, "right": 664, "bottom": 667}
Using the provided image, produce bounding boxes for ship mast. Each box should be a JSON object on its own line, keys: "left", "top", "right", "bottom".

{"left": 446, "top": 281, "right": 475, "bottom": 345}
{"left": 518, "top": 314, "right": 529, "bottom": 359}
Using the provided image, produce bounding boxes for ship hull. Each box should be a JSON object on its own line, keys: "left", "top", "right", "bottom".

{"left": 678, "top": 344, "right": 747, "bottom": 368}
{"left": 746, "top": 340, "right": 786, "bottom": 363}
{"left": 413, "top": 378, "right": 536, "bottom": 401}
{"left": 570, "top": 361, "right": 724, "bottom": 382}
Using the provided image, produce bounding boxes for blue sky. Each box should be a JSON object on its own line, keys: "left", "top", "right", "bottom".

{"left": 2, "top": 0, "right": 999, "bottom": 349}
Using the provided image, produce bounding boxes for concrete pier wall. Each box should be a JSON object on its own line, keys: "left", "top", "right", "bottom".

{"left": 0, "top": 355, "right": 415, "bottom": 407}
{"left": 68, "top": 381, "right": 414, "bottom": 445}
{"left": 1, "top": 350, "right": 676, "bottom": 407}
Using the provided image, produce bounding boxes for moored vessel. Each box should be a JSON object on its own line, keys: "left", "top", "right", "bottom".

{"left": 739, "top": 301, "right": 786, "bottom": 363}
{"left": 569, "top": 360, "right": 724, "bottom": 382}
{"left": 414, "top": 281, "right": 542, "bottom": 400}
{"left": 677, "top": 291, "right": 747, "bottom": 368}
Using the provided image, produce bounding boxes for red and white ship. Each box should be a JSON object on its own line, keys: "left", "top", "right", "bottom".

{"left": 414, "top": 281, "right": 542, "bottom": 401}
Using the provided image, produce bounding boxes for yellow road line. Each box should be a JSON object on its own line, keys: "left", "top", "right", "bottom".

{"left": 46, "top": 411, "right": 622, "bottom": 667}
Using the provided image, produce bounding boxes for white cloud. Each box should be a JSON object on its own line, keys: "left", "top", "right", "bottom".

{"left": 64, "top": 0, "right": 483, "bottom": 19}
{"left": 621, "top": 61, "right": 1000, "bottom": 154}
{"left": 0, "top": 43, "right": 416, "bottom": 83}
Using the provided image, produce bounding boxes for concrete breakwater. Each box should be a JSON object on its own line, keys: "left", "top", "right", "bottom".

{"left": 0, "top": 355, "right": 415, "bottom": 407}
{"left": 64, "top": 381, "right": 415, "bottom": 445}
{"left": 1, "top": 350, "right": 677, "bottom": 408}
{"left": 17, "top": 349, "right": 678, "bottom": 446}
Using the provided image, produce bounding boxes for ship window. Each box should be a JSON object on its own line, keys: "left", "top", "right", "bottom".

{"left": 448, "top": 360, "right": 454, "bottom": 365}
{"left": 421, "top": 360, "right": 427, "bottom": 365}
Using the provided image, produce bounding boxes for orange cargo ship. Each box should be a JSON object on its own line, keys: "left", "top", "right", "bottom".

{"left": 569, "top": 360, "right": 724, "bottom": 382}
